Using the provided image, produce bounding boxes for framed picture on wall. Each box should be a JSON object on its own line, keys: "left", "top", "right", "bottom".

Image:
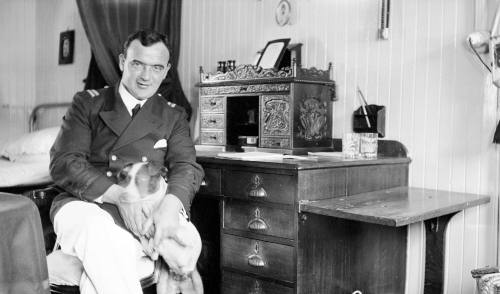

{"left": 58, "top": 30, "right": 74, "bottom": 65}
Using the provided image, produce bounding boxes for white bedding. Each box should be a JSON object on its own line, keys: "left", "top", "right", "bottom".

{"left": 0, "top": 154, "right": 51, "bottom": 188}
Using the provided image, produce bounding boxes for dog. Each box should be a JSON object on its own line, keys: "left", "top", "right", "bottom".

{"left": 116, "top": 162, "right": 204, "bottom": 294}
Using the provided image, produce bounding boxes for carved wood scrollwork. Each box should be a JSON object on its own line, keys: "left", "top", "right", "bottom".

{"left": 201, "top": 64, "right": 293, "bottom": 83}
{"left": 200, "top": 84, "right": 289, "bottom": 96}
{"left": 262, "top": 95, "right": 290, "bottom": 136}
{"left": 298, "top": 97, "right": 328, "bottom": 141}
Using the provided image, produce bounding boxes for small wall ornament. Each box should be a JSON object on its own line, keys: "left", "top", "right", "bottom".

{"left": 58, "top": 30, "right": 75, "bottom": 65}
{"left": 275, "top": 0, "right": 294, "bottom": 26}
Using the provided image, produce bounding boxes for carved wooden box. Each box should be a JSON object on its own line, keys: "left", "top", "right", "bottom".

{"left": 198, "top": 64, "right": 336, "bottom": 154}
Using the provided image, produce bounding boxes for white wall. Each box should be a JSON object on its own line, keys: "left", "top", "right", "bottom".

{"left": 0, "top": 0, "right": 36, "bottom": 138}
{"left": 178, "top": 0, "right": 499, "bottom": 293}
{"left": 35, "top": 0, "right": 90, "bottom": 105}
{"left": 0, "top": 0, "right": 89, "bottom": 139}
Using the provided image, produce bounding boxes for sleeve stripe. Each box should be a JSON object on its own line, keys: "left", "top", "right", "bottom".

{"left": 86, "top": 89, "right": 99, "bottom": 97}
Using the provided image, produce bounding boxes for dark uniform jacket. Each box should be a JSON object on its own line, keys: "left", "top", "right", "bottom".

{"left": 49, "top": 85, "right": 204, "bottom": 226}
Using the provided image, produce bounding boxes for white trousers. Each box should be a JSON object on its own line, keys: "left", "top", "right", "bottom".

{"left": 53, "top": 201, "right": 152, "bottom": 294}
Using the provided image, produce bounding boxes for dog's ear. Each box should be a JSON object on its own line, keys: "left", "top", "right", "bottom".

{"left": 146, "top": 162, "right": 168, "bottom": 179}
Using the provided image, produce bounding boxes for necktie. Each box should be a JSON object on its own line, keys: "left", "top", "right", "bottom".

{"left": 131, "top": 104, "right": 141, "bottom": 118}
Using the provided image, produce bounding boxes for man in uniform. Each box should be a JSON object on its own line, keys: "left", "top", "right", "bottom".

{"left": 49, "top": 29, "right": 204, "bottom": 294}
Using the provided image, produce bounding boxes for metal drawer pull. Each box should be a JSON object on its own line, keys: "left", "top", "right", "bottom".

{"left": 248, "top": 175, "right": 267, "bottom": 198}
{"left": 249, "top": 280, "right": 263, "bottom": 294}
{"left": 248, "top": 242, "right": 265, "bottom": 267}
{"left": 209, "top": 100, "right": 217, "bottom": 106}
{"left": 209, "top": 119, "right": 217, "bottom": 124}
{"left": 248, "top": 208, "right": 268, "bottom": 231}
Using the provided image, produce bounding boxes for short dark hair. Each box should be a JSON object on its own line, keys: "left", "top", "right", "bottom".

{"left": 122, "top": 29, "right": 171, "bottom": 57}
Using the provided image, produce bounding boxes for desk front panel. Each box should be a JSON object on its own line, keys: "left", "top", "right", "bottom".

{"left": 222, "top": 270, "right": 294, "bottom": 294}
{"left": 223, "top": 170, "right": 296, "bottom": 205}
{"left": 221, "top": 233, "right": 295, "bottom": 282}
{"left": 224, "top": 199, "right": 295, "bottom": 240}
{"left": 196, "top": 156, "right": 410, "bottom": 294}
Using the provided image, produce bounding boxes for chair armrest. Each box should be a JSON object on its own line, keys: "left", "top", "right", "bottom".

{"left": 23, "top": 185, "right": 62, "bottom": 209}
{"left": 472, "top": 266, "right": 500, "bottom": 279}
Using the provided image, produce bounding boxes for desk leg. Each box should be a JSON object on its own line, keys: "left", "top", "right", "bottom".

{"left": 423, "top": 213, "right": 455, "bottom": 294}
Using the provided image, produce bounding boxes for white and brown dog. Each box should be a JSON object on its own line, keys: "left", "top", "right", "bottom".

{"left": 117, "top": 162, "right": 204, "bottom": 294}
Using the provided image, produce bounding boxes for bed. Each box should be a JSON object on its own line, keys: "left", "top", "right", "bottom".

{"left": 0, "top": 103, "right": 70, "bottom": 193}
{"left": 0, "top": 103, "right": 71, "bottom": 255}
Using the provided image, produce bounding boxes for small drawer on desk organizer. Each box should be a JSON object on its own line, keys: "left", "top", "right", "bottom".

{"left": 199, "top": 167, "right": 221, "bottom": 195}
{"left": 223, "top": 171, "right": 295, "bottom": 205}
{"left": 200, "top": 96, "right": 225, "bottom": 112}
{"left": 201, "top": 131, "right": 225, "bottom": 145}
{"left": 260, "top": 137, "right": 290, "bottom": 148}
{"left": 201, "top": 113, "right": 225, "bottom": 129}
{"left": 224, "top": 200, "right": 294, "bottom": 239}
{"left": 222, "top": 270, "right": 294, "bottom": 294}
{"left": 222, "top": 234, "right": 295, "bottom": 282}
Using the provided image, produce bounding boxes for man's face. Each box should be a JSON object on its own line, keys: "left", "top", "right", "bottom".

{"left": 119, "top": 40, "right": 171, "bottom": 100}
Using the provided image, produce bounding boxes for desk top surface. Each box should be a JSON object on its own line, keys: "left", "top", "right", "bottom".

{"left": 196, "top": 150, "right": 411, "bottom": 170}
{"left": 299, "top": 187, "right": 490, "bottom": 227}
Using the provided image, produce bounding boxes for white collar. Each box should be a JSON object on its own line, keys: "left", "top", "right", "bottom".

{"left": 119, "top": 83, "right": 148, "bottom": 116}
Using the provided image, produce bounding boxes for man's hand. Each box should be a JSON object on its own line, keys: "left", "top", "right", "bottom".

{"left": 102, "top": 185, "right": 152, "bottom": 237}
{"left": 142, "top": 193, "right": 184, "bottom": 247}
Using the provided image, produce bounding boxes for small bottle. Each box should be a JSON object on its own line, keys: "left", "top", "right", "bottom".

{"left": 227, "top": 60, "right": 234, "bottom": 71}
{"left": 216, "top": 61, "right": 222, "bottom": 72}
{"left": 221, "top": 61, "right": 227, "bottom": 73}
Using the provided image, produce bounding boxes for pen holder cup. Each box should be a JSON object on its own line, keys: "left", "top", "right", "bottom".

{"left": 353, "top": 104, "right": 386, "bottom": 137}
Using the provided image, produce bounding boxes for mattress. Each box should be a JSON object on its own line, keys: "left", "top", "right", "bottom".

{"left": 0, "top": 154, "right": 51, "bottom": 188}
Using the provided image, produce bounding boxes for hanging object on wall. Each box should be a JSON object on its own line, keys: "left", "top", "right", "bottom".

{"left": 58, "top": 30, "right": 75, "bottom": 65}
{"left": 466, "top": 3, "right": 500, "bottom": 143}
{"left": 379, "top": 0, "right": 390, "bottom": 40}
{"left": 275, "top": 0, "right": 296, "bottom": 26}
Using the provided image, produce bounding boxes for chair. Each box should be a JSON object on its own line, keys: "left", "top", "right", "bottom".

{"left": 471, "top": 266, "right": 500, "bottom": 294}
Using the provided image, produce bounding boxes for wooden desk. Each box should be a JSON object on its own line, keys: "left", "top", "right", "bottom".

{"left": 299, "top": 187, "right": 490, "bottom": 294}
{"left": 193, "top": 152, "right": 411, "bottom": 294}
{"left": 192, "top": 152, "right": 489, "bottom": 294}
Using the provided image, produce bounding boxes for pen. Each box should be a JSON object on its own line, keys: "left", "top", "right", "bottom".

{"left": 356, "top": 87, "right": 372, "bottom": 128}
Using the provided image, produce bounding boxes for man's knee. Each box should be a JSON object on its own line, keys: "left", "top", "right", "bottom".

{"left": 54, "top": 201, "right": 114, "bottom": 236}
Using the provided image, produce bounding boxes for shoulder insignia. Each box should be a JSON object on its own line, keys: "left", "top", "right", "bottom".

{"left": 157, "top": 93, "right": 162, "bottom": 97}
{"left": 167, "top": 101, "right": 176, "bottom": 108}
{"left": 86, "top": 89, "right": 100, "bottom": 98}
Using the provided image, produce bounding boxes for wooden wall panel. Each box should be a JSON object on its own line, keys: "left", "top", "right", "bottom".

{"left": 35, "top": 0, "right": 90, "bottom": 106}
{"left": 0, "top": 0, "right": 89, "bottom": 139}
{"left": 0, "top": 0, "right": 36, "bottom": 138}
{"left": 178, "top": 1, "right": 499, "bottom": 293}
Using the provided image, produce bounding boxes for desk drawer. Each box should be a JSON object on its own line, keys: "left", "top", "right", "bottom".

{"left": 200, "top": 131, "right": 225, "bottom": 145}
{"left": 224, "top": 200, "right": 294, "bottom": 239}
{"left": 201, "top": 113, "right": 225, "bottom": 129}
{"left": 222, "top": 234, "right": 295, "bottom": 282}
{"left": 223, "top": 171, "right": 295, "bottom": 205}
{"left": 200, "top": 96, "right": 225, "bottom": 113}
{"left": 222, "top": 270, "right": 294, "bottom": 294}
{"left": 199, "top": 167, "right": 221, "bottom": 195}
